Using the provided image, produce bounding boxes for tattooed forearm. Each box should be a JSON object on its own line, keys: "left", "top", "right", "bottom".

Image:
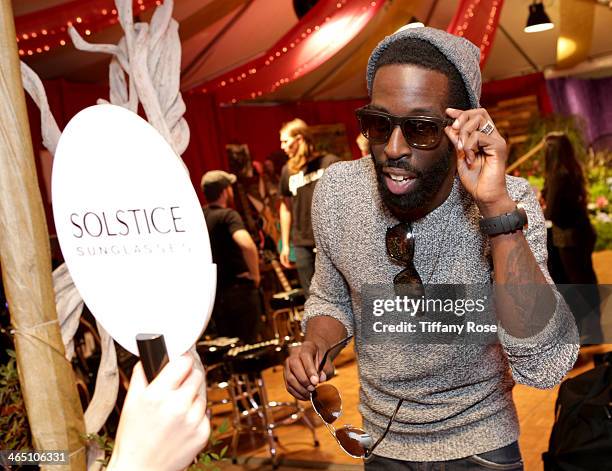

{"left": 490, "top": 232, "right": 555, "bottom": 338}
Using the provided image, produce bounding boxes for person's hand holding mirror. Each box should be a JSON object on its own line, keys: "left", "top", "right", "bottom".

{"left": 106, "top": 355, "right": 210, "bottom": 471}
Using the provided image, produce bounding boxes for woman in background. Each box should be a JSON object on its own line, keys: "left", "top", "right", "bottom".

{"left": 278, "top": 119, "right": 339, "bottom": 295}
{"left": 542, "top": 133, "right": 601, "bottom": 343}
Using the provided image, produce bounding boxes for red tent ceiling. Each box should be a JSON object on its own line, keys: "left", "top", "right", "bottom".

{"left": 13, "top": 0, "right": 612, "bottom": 101}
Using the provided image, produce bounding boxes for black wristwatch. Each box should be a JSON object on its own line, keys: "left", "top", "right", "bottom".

{"left": 479, "top": 205, "right": 528, "bottom": 236}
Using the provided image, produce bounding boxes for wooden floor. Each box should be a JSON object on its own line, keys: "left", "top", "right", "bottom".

{"left": 210, "top": 251, "right": 612, "bottom": 470}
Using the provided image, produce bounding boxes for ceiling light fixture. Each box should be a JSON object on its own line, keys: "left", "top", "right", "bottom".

{"left": 524, "top": 1, "right": 554, "bottom": 33}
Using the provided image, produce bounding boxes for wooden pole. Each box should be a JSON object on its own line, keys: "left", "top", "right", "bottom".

{"left": 506, "top": 139, "right": 545, "bottom": 173}
{"left": 0, "top": 2, "right": 86, "bottom": 470}
{"left": 506, "top": 131, "right": 565, "bottom": 173}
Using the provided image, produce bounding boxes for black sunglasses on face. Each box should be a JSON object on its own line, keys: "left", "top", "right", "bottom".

{"left": 355, "top": 107, "right": 454, "bottom": 148}
{"left": 386, "top": 222, "right": 424, "bottom": 295}
{"left": 310, "top": 335, "right": 403, "bottom": 459}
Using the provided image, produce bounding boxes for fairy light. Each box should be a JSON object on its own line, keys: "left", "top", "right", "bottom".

{"left": 206, "top": 0, "right": 381, "bottom": 100}
{"left": 16, "top": 0, "right": 160, "bottom": 56}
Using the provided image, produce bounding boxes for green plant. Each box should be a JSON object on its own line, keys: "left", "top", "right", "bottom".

{"left": 587, "top": 166, "right": 612, "bottom": 202}
{"left": 593, "top": 220, "right": 612, "bottom": 252}
{"left": 85, "top": 418, "right": 230, "bottom": 470}
{"left": 526, "top": 175, "right": 544, "bottom": 191}
{"left": 189, "top": 419, "right": 229, "bottom": 471}
{"left": 511, "top": 114, "right": 588, "bottom": 177}
{"left": 84, "top": 432, "right": 115, "bottom": 467}
{"left": 0, "top": 349, "right": 33, "bottom": 451}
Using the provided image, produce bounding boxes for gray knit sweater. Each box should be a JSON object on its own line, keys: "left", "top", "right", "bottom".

{"left": 302, "top": 157, "right": 579, "bottom": 461}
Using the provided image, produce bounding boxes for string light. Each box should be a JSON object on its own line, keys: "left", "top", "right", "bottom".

{"left": 16, "top": 0, "right": 160, "bottom": 55}
{"left": 205, "top": 0, "right": 380, "bottom": 103}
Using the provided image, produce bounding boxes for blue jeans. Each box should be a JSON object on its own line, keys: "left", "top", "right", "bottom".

{"left": 364, "top": 442, "right": 523, "bottom": 470}
{"left": 294, "top": 245, "right": 316, "bottom": 296}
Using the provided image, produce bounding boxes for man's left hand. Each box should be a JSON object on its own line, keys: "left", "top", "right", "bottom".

{"left": 445, "top": 107, "right": 514, "bottom": 217}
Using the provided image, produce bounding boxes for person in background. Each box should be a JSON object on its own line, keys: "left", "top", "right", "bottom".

{"left": 107, "top": 355, "right": 209, "bottom": 471}
{"left": 542, "top": 133, "right": 601, "bottom": 343}
{"left": 201, "top": 170, "right": 263, "bottom": 343}
{"left": 278, "top": 119, "right": 340, "bottom": 295}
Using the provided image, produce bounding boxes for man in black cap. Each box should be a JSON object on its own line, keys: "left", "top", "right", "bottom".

{"left": 284, "top": 27, "right": 578, "bottom": 470}
{"left": 201, "top": 170, "right": 263, "bottom": 343}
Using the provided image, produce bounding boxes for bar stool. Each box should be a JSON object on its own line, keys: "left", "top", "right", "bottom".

{"left": 270, "top": 288, "right": 306, "bottom": 342}
{"left": 196, "top": 337, "right": 239, "bottom": 410}
{"left": 225, "top": 339, "right": 318, "bottom": 468}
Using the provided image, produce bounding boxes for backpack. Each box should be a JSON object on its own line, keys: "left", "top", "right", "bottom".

{"left": 543, "top": 355, "right": 612, "bottom": 471}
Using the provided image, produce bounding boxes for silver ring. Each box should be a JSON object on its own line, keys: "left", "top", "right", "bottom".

{"left": 479, "top": 120, "right": 495, "bottom": 136}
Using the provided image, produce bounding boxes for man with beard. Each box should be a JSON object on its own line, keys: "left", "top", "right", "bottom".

{"left": 283, "top": 27, "right": 578, "bottom": 469}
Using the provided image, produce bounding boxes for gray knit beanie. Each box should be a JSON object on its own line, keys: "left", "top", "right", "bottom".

{"left": 366, "top": 26, "right": 481, "bottom": 109}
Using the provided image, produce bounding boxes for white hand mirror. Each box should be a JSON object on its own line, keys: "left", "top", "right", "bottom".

{"left": 52, "top": 104, "right": 216, "bottom": 366}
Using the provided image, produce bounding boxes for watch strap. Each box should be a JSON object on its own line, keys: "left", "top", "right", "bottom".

{"left": 479, "top": 206, "right": 527, "bottom": 236}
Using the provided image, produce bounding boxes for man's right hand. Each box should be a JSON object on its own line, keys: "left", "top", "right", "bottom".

{"left": 284, "top": 340, "right": 334, "bottom": 400}
{"left": 280, "top": 245, "right": 293, "bottom": 269}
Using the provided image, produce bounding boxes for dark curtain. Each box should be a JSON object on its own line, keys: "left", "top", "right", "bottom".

{"left": 546, "top": 76, "right": 612, "bottom": 148}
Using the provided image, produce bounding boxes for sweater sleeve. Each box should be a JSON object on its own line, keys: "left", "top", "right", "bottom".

{"left": 497, "top": 177, "right": 579, "bottom": 389}
{"left": 301, "top": 167, "right": 354, "bottom": 335}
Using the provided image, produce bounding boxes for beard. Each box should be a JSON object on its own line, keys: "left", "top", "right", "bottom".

{"left": 372, "top": 143, "right": 453, "bottom": 217}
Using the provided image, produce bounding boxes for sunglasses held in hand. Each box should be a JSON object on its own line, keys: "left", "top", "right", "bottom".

{"left": 310, "top": 335, "right": 403, "bottom": 459}
{"left": 355, "top": 106, "right": 453, "bottom": 149}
